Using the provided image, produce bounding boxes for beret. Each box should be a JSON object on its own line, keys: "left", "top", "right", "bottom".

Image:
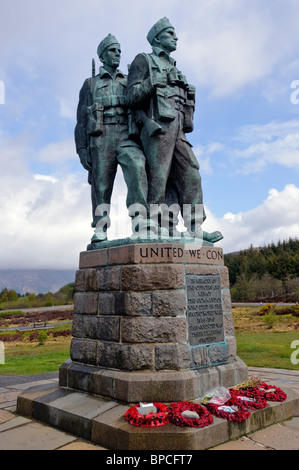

{"left": 147, "top": 17, "right": 174, "bottom": 45}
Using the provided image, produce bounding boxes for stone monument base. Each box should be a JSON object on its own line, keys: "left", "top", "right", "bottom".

{"left": 59, "top": 242, "right": 248, "bottom": 402}
{"left": 59, "top": 357, "right": 247, "bottom": 403}
{"left": 15, "top": 242, "right": 299, "bottom": 449}
{"left": 17, "top": 382, "right": 299, "bottom": 450}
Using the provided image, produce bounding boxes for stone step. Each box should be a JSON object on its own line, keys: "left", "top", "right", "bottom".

{"left": 17, "top": 382, "right": 299, "bottom": 450}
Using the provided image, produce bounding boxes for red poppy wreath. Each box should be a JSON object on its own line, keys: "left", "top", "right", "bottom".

{"left": 255, "top": 382, "right": 287, "bottom": 402}
{"left": 125, "top": 402, "right": 169, "bottom": 427}
{"left": 168, "top": 401, "right": 213, "bottom": 428}
{"left": 229, "top": 388, "right": 268, "bottom": 410}
{"left": 206, "top": 400, "right": 251, "bottom": 422}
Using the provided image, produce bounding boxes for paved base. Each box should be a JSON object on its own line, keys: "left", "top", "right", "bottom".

{"left": 16, "top": 381, "right": 299, "bottom": 450}
{"left": 59, "top": 358, "right": 248, "bottom": 403}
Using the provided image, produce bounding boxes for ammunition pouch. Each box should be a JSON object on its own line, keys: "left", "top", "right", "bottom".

{"left": 183, "top": 99, "right": 195, "bottom": 134}
{"left": 155, "top": 88, "right": 177, "bottom": 122}
{"left": 135, "top": 110, "right": 162, "bottom": 137}
{"left": 87, "top": 103, "right": 104, "bottom": 136}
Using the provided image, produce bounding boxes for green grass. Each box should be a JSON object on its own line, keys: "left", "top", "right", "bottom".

{"left": 0, "top": 310, "right": 23, "bottom": 318}
{"left": 0, "top": 306, "right": 298, "bottom": 375}
{"left": 236, "top": 331, "right": 299, "bottom": 370}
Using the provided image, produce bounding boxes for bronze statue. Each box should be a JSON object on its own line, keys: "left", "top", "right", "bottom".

{"left": 75, "top": 34, "right": 149, "bottom": 246}
{"left": 127, "top": 18, "right": 222, "bottom": 243}
{"left": 75, "top": 25, "right": 222, "bottom": 247}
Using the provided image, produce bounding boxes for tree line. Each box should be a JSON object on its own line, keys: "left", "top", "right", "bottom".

{"left": 0, "top": 283, "right": 75, "bottom": 310}
{"left": 224, "top": 238, "right": 299, "bottom": 302}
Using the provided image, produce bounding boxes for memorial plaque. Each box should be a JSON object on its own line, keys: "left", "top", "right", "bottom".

{"left": 186, "top": 275, "right": 224, "bottom": 346}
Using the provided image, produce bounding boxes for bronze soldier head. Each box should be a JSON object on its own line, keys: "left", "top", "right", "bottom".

{"left": 147, "top": 17, "right": 178, "bottom": 53}
{"left": 97, "top": 34, "right": 121, "bottom": 71}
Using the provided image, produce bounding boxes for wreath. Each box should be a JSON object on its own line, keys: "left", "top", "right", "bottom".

{"left": 125, "top": 402, "right": 169, "bottom": 427}
{"left": 168, "top": 401, "right": 213, "bottom": 428}
{"left": 229, "top": 388, "right": 268, "bottom": 410}
{"left": 230, "top": 377, "right": 287, "bottom": 402}
{"left": 253, "top": 382, "right": 287, "bottom": 402}
{"left": 206, "top": 400, "right": 251, "bottom": 422}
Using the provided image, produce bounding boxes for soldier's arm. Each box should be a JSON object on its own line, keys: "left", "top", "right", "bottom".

{"left": 74, "top": 79, "right": 91, "bottom": 152}
{"left": 127, "top": 54, "right": 155, "bottom": 109}
{"left": 74, "top": 79, "right": 92, "bottom": 171}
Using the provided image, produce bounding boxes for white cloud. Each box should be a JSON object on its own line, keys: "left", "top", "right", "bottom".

{"left": 194, "top": 142, "right": 225, "bottom": 175}
{"left": 1, "top": 0, "right": 299, "bottom": 270}
{"left": 196, "top": 120, "right": 299, "bottom": 175}
{"left": 205, "top": 184, "right": 299, "bottom": 253}
{"left": 231, "top": 120, "right": 299, "bottom": 173}
{"left": 33, "top": 174, "right": 58, "bottom": 183}
{"left": 175, "top": 0, "right": 299, "bottom": 97}
{"left": 0, "top": 132, "right": 91, "bottom": 269}
{"left": 38, "top": 140, "right": 76, "bottom": 163}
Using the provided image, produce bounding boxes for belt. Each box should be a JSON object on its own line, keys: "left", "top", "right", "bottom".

{"left": 104, "top": 116, "right": 128, "bottom": 125}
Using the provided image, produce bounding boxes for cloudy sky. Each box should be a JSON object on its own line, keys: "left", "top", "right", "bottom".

{"left": 0, "top": 0, "right": 298, "bottom": 269}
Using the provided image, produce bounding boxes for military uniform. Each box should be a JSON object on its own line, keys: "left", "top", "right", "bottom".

{"left": 75, "top": 36, "right": 148, "bottom": 240}
{"left": 127, "top": 20, "right": 206, "bottom": 234}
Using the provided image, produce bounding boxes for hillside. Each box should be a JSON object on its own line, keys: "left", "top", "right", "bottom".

{"left": 0, "top": 269, "right": 76, "bottom": 295}
{"left": 224, "top": 238, "right": 299, "bottom": 302}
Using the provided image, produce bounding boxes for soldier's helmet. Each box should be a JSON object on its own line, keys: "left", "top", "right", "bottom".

{"left": 146, "top": 17, "right": 174, "bottom": 45}
{"left": 97, "top": 34, "right": 120, "bottom": 59}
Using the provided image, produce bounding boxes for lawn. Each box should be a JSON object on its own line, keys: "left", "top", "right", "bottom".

{"left": 0, "top": 338, "right": 71, "bottom": 375}
{"left": 0, "top": 305, "right": 298, "bottom": 375}
{"left": 235, "top": 331, "right": 299, "bottom": 369}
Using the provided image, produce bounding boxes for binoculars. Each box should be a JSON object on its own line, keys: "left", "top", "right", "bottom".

{"left": 167, "top": 67, "right": 188, "bottom": 88}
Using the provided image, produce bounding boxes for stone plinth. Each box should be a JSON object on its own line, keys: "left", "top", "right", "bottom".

{"left": 59, "top": 243, "right": 247, "bottom": 402}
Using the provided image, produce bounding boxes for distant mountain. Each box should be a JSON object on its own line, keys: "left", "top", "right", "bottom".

{"left": 0, "top": 269, "right": 76, "bottom": 295}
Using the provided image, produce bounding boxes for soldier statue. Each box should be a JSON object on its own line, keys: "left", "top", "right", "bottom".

{"left": 75, "top": 34, "right": 149, "bottom": 246}
{"left": 127, "top": 18, "right": 222, "bottom": 243}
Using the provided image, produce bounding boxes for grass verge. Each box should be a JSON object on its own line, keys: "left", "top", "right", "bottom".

{"left": 0, "top": 339, "right": 71, "bottom": 375}
{"left": 236, "top": 331, "right": 299, "bottom": 370}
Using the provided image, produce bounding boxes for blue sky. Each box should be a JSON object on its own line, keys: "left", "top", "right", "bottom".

{"left": 0, "top": 0, "right": 298, "bottom": 269}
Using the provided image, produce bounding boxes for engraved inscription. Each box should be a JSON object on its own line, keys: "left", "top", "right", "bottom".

{"left": 186, "top": 275, "right": 224, "bottom": 346}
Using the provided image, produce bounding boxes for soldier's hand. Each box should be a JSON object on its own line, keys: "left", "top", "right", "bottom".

{"left": 78, "top": 148, "right": 92, "bottom": 172}
{"left": 187, "top": 85, "right": 196, "bottom": 100}
{"left": 152, "top": 72, "right": 167, "bottom": 88}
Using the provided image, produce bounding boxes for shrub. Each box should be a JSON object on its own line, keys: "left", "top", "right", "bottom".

{"left": 0, "top": 332, "right": 24, "bottom": 342}
{"left": 275, "top": 305, "right": 299, "bottom": 317}
{"left": 37, "top": 330, "right": 48, "bottom": 344}
{"left": 262, "top": 312, "right": 278, "bottom": 329}
{"left": 257, "top": 304, "right": 276, "bottom": 316}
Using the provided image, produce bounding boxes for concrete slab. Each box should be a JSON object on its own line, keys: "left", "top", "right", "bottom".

{"left": 0, "top": 409, "right": 15, "bottom": 423}
{"left": 209, "top": 436, "right": 269, "bottom": 450}
{"left": 282, "top": 416, "right": 299, "bottom": 429}
{"left": 58, "top": 439, "right": 106, "bottom": 450}
{"left": 24, "top": 387, "right": 119, "bottom": 442}
{"left": 249, "top": 423, "right": 299, "bottom": 450}
{"left": 0, "top": 415, "right": 31, "bottom": 432}
{"left": 0, "top": 420, "right": 77, "bottom": 450}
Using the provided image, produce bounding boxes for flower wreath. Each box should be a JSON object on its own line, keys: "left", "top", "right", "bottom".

{"left": 206, "top": 400, "right": 251, "bottom": 422}
{"left": 168, "top": 401, "right": 213, "bottom": 428}
{"left": 252, "top": 382, "right": 287, "bottom": 402}
{"left": 229, "top": 388, "right": 268, "bottom": 410}
{"left": 125, "top": 402, "right": 169, "bottom": 427}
